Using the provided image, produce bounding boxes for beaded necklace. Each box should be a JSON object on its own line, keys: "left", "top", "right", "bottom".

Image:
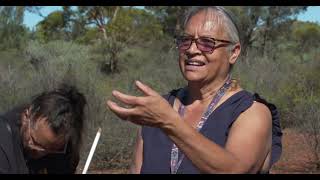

{"left": 170, "top": 76, "right": 232, "bottom": 174}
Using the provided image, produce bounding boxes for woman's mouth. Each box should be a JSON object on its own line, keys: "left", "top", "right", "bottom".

{"left": 185, "top": 59, "right": 206, "bottom": 66}
{"left": 184, "top": 59, "right": 206, "bottom": 71}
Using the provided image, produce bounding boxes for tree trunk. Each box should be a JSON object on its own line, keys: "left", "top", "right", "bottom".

{"left": 111, "top": 6, "right": 119, "bottom": 24}
{"left": 101, "top": 28, "right": 107, "bottom": 40}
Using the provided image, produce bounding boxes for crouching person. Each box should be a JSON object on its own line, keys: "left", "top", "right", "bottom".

{"left": 0, "top": 84, "right": 86, "bottom": 174}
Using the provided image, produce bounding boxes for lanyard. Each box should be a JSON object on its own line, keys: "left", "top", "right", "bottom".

{"left": 170, "top": 76, "right": 232, "bottom": 174}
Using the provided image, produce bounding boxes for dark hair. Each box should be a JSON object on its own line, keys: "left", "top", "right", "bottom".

{"left": 29, "top": 84, "right": 87, "bottom": 153}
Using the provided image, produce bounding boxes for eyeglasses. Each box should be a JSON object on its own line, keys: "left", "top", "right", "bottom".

{"left": 28, "top": 116, "right": 68, "bottom": 155}
{"left": 176, "top": 36, "right": 234, "bottom": 54}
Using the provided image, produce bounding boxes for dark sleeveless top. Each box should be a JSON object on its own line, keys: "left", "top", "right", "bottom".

{"left": 141, "top": 90, "right": 282, "bottom": 174}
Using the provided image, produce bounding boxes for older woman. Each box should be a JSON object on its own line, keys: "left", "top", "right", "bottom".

{"left": 107, "top": 6, "right": 282, "bottom": 174}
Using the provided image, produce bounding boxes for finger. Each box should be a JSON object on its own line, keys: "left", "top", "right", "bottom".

{"left": 112, "top": 90, "right": 141, "bottom": 105}
{"left": 106, "top": 100, "right": 135, "bottom": 120}
{"left": 135, "top": 81, "right": 159, "bottom": 97}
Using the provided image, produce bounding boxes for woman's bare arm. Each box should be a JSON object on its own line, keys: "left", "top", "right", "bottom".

{"left": 108, "top": 81, "right": 272, "bottom": 173}
{"left": 130, "top": 128, "right": 143, "bottom": 174}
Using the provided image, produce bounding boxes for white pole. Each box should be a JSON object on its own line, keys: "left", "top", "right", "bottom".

{"left": 82, "top": 127, "right": 102, "bottom": 174}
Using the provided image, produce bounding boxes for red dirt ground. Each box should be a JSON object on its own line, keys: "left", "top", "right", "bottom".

{"left": 270, "top": 128, "right": 320, "bottom": 174}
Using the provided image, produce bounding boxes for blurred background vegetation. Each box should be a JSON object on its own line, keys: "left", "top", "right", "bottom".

{"left": 0, "top": 6, "right": 319, "bottom": 173}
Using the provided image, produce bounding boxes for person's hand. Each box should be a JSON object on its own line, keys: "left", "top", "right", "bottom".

{"left": 107, "top": 81, "right": 180, "bottom": 128}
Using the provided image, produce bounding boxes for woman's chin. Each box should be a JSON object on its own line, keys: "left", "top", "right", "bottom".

{"left": 183, "top": 72, "right": 204, "bottom": 82}
{"left": 184, "top": 76, "right": 204, "bottom": 83}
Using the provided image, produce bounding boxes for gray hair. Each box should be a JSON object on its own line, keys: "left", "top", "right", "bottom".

{"left": 182, "top": 6, "right": 241, "bottom": 52}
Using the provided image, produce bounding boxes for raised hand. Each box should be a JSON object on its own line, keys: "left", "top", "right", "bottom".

{"left": 107, "top": 81, "right": 180, "bottom": 128}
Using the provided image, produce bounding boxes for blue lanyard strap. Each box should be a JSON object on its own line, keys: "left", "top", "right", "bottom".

{"left": 170, "top": 76, "right": 232, "bottom": 174}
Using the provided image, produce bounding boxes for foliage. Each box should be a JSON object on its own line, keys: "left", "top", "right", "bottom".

{"left": 145, "top": 6, "right": 189, "bottom": 35}
{"left": 35, "top": 10, "right": 66, "bottom": 42}
{"left": 291, "top": 21, "right": 320, "bottom": 62}
{"left": 1, "top": 6, "right": 320, "bottom": 172}
{"left": 0, "top": 7, "right": 28, "bottom": 50}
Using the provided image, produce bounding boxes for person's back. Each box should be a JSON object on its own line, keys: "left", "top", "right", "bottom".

{"left": 0, "top": 114, "right": 29, "bottom": 173}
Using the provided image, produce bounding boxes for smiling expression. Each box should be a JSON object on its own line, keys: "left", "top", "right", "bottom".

{"left": 178, "top": 9, "right": 239, "bottom": 85}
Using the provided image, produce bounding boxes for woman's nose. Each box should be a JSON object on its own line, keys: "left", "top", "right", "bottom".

{"left": 186, "top": 40, "right": 201, "bottom": 56}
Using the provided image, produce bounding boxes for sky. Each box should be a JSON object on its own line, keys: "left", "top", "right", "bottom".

{"left": 24, "top": 6, "right": 62, "bottom": 30}
{"left": 23, "top": 6, "right": 320, "bottom": 30}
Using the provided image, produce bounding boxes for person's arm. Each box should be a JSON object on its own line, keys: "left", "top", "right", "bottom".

{"left": 0, "top": 118, "right": 14, "bottom": 174}
{"left": 0, "top": 148, "right": 10, "bottom": 173}
{"left": 130, "top": 129, "right": 143, "bottom": 174}
{"left": 107, "top": 81, "right": 272, "bottom": 173}
{"left": 164, "top": 101, "right": 272, "bottom": 173}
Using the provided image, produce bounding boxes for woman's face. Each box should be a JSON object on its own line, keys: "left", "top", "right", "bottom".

{"left": 178, "top": 10, "right": 238, "bottom": 85}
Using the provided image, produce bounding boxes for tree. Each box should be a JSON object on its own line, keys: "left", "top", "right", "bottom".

{"left": 76, "top": 6, "right": 120, "bottom": 40}
{"left": 0, "top": 6, "right": 28, "bottom": 50}
{"left": 225, "top": 6, "right": 307, "bottom": 60}
{"left": 145, "top": 6, "right": 189, "bottom": 36}
{"left": 67, "top": 6, "right": 164, "bottom": 74}
{"left": 146, "top": 6, "right": 307, "bottom": 61}
{"left": 73, "top": 6, "right": 122, "bottom": 73}
{"left": 29, "top": 6, "right": 166, "bottom": 74}
{"left": 291, "top": 21, "right": 320, "bottom": 62}
{"left": 35, "top": 10, "right": 66, "bottom": 42}
{"left": 86, "top": 7, "right": 164, "bottom": 74}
